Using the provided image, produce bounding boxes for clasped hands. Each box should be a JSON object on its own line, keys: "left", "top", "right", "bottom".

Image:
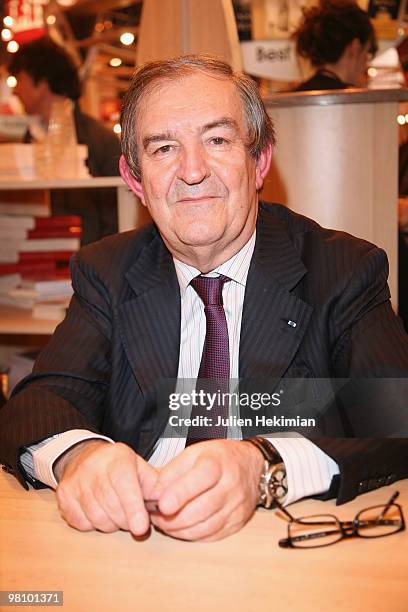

{"left": 55, "top": 439, "right": 264, "bottom": 542}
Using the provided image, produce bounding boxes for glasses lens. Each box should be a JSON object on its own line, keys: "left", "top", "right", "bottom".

{"left": 356, "top": 504, "right": 403, "bottom": 538}
{"left": 288, "top": 515, "right": 342, "bottom": 548}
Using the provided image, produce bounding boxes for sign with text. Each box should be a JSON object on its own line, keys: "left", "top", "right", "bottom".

{"left": 4, "top": 0, "right": 46, "bottom": 43}
{"left": 240, "top": 40, "right": 300, "bottom": 81}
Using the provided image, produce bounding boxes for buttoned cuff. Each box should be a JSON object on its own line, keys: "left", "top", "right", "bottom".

{"left": 30, "top": 429, "right": 114, "bottom": 489}
{"left": 262, "top": 434, "right": 340, "bottom": 505}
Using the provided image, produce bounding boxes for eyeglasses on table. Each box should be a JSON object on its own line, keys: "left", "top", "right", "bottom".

{"left": 275, "top": 491, "right": 405, "bottom": 549}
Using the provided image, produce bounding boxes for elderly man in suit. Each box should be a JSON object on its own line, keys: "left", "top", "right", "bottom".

{"left": 1, "top": 55, "right": 408, "bottom": 542}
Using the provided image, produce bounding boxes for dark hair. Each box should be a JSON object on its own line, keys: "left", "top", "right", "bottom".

{"left": 8, "top": 36, "right": 81, "bottom": 100}
{"left": 120, "top": 54, "right": 275, "bottom": 180}
{"left": 294, "top": 1, "right": 378, "bottom": 67}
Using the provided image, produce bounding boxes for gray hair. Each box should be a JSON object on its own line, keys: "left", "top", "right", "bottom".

{"left": 120, "top": 54, "right": 275, "bottom": 180}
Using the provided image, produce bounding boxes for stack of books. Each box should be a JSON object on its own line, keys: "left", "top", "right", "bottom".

{"left": 0, "top": 207, "right": 81, "bottom": 320}
{"left": 3, "top": 277, "right": 73, "bottom": 320}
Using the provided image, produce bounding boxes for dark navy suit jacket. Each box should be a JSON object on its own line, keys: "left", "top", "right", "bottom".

{"left": 1, "top": 203, "right": 407, "bottom": 503}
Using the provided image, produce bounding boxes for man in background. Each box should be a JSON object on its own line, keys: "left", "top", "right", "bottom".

{"left": 8, "top": 36, "right": 121, "bottom": 244}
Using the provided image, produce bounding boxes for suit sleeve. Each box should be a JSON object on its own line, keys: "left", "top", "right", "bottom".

{"left": 0, "top": 253, "right": 113, "bottom": 489}
{"left": 313, "top": 246, "right": 408, "bottom": 503}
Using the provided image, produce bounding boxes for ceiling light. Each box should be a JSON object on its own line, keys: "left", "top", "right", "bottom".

{"left": 3, "top": 16, "right": 14, "bottom": 28}
{"left": 1, "top": 28, "right": 13, "bottom": 42}
{"left": 120, "top": 32, "right": 134, "bottom": 46}
{"left": 6, "top": 76, "right": 17, "bottom": 88}
{"left": 109, "top": 57, "right": 122, "bottom": 67}
{"left": 56, "top": 0, "right": 77, "bottom": 6}
{"left": 46, "top": 15, "right": 57, "bottom": 25}
{"left": 7, "top": 40, "right": 19, "bottom": 53}
{"left": 113, "top": 123, "right": 122, "bottom": 135}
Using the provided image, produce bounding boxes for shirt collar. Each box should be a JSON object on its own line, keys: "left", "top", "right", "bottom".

{"left": 174, "top": 231, "right": 256, "bottom": 296}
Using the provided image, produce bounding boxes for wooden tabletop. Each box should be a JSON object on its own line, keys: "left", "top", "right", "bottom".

{"left": 0, "top": 471, "right": 407, "bottom": 612}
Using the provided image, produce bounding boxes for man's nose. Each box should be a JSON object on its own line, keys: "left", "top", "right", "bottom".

{"left": 177, "top": 143, "right": 210, "bottom": 185}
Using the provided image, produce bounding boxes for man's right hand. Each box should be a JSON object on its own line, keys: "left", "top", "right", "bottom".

{"left": 54, "top": 440, "right": 159, "bottom": 536}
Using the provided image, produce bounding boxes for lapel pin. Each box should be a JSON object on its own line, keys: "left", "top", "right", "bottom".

{"left": 287, "top": 320, "right": 297, "bottom": 328}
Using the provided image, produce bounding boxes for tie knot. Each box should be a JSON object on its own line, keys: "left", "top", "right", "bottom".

{"left": 190, "top": 274, "right": 230, "bottom": 306}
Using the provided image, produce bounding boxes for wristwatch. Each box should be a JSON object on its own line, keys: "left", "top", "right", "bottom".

{"left": 244, "top": 436, "right": 287, "bottom": 509}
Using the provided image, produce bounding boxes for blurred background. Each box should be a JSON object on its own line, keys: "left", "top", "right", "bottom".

{"left": 1, "top": 1, "right": 408, "bottom": 139}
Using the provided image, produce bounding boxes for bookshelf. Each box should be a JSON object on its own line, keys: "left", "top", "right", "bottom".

{"left": 0, "top": 177, "right": 141, "bottom": 234}
{"left": 0, "top": 176, "right": 146, "bottom": 338}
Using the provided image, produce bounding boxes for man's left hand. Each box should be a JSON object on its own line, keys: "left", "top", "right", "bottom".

{"left": 149, "top": 440, "right": 264, "bottom": 541}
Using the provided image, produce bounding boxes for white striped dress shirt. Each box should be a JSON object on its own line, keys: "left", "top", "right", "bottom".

{"left": 21, "top": 231, "right": 339, "bottom": 503}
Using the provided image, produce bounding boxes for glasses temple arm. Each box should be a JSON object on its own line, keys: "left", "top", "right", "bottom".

{"left": 378, "top": 491, "right": 400, "bottom": 520}
{"left": 275, "top": 499, "right": 297, "bottom": 522}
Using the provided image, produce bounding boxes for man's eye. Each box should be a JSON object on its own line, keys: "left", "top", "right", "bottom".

{"left": 211, "top": 137, "right": 227, "bottom": 145}
{"left": 154, "top": 145, "right": 172, "bottom": 155}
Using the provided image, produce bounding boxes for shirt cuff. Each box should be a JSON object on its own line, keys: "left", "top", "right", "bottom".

{"left": 27, "top": 429, "right": 114, "bottom": 489}
{"left": 262, "top": 433, "right": 340, "bottom": 505}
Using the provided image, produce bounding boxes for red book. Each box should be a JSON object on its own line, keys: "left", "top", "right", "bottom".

{"left": 34, "top": 215, "right": 82, "bottom": 229}
{"left": 27, "top": 227, "right": 82, "bottom": 239}
{"left": 0, "top": 261, "right": 56, "bottom": 276}
{"left": 54, "top": 267, "right": 71, "bottom": 279}
{"left": 19, "top": 251, "right": 75, "bottom": 263}
{"left": 22, "top": 268, "right": 71, "bottom": 280}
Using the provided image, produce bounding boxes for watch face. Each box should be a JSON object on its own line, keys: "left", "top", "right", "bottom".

{"left": 258, "top": 461, "right": 287, "bottom": 508}
{"left": 271, "top": 464, "right": 288, "bottom": 500}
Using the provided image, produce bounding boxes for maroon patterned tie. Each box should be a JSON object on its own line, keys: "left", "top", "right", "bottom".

{"left": 186, "top": 274, "right": 231, "bottom": 444}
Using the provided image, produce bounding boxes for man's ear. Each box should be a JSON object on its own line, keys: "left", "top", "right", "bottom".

{"left": 255, "top": 143, "right": 273, "bottom": 191}
{"left": 119, "top": 155, "right": 146, "bottom": 205}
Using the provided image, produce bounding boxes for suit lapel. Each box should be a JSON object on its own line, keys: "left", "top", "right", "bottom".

{"left": 239, "top": 206, "right": 313, "bottom": 380}
{"left": 118, "top": 232, "right": 180, "bottom": 397}
{"left": 116, "top": 209, "right": 314, "bottom": 446}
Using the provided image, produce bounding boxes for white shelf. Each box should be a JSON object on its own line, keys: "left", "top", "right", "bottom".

{"left": 0, "top": 176, "right": 140, "bottom": 234}
{"left": 0, "top": 176, "right": 126, "bottom": 190}
{"left": 0, "top": 306, "right": 60, "bottom": 335}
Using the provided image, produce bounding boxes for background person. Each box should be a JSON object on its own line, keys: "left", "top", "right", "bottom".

{"left": 293, "top": 0, "right": 377, "bottom": 91}
{"left": 8, "top": 36, "right": 121, "bottom": 245}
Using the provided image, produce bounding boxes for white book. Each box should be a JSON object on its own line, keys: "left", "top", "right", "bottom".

{"left": 20, "top": 278, "right": 72, "bottom": 295}
{"left": 0, "top": 215, "right": 35, "bottom": 229}
{"left": 0, "top": 203, "right": 49, "bottom": 217}
{"left": 1, "top": 237, "right": 80, "bottom": 252}
{"left": 0, "top": 293, "right": 32, "bottom": 309}
{"left": 0, "top": 273, "right": 21, "bottom": 292}
{"left": 0, "top": 249, "right": 18, "bottom": 263}
{"left": 7, "top": 287, "right": 73, "bottom": 304}
{"left": 0, "top": 116, "right": 30, "bottom": 141}
{"left": 0, "top": 228, "right": 28, "bottom": 240}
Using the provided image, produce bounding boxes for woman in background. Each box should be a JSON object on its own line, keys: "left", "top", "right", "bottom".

{"left": 293, "top": 0, "right": 377, "bottom": 91}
